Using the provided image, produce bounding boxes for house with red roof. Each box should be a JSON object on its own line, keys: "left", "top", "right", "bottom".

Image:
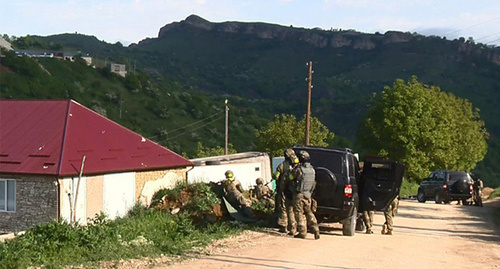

{"left": 0, "top": 100, "right": 193, "bottom": 233}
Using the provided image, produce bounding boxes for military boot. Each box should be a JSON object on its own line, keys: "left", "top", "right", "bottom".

{"left": 381, "top": 224, "right": 387, "bottom": 234}
{"left": 294, "top": 233, "right": 307, "bottom": 239}
{"left": 314, "top": 230, "right": 320, "bottom": 240}
{"left": 366, "top": 228, "right": 373, "bottom": 234}
{"left": 278, "top": 226, "right": 287, "bottom": 233}
{"left": 385, "top": 230, "right": 393, "bottom": 235}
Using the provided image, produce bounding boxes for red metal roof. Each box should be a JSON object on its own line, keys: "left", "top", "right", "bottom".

{"left": 0, "top": 100, "right": 193, "bottom": 176}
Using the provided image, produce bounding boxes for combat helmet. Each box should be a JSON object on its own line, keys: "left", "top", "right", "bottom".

{"left": 284, "top": 148, "right": 299, "bottom": 164}
{"left": 299, "top": 150, "right": 311, "bottom": 162}
{"left": 225, "top": 170, "right": 235, "bottom": 180}
{"left": 256, "top": 177, "right": 264, "bottom": 185}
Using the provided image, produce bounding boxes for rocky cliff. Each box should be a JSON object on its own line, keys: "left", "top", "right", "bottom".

{"left": 156, "top": 15, "right": 500, "bottom": 64}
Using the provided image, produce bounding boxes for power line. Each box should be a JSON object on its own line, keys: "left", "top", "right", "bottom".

{"left": 148, "top": 111, "right": 224, "bottom": 140}
{"left": 158, "top": 115, "right": 224, "bottom": 143}
{"left": 444, "top": 15, "right": 500, "bottom": 36}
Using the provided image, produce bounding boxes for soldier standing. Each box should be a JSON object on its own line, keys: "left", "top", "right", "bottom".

{"left": 274, "top": 148, "right": 299, "bottom": 234}
{"left": 381, "top": 196, "right": 399, "bottom": 235}
{"left": 363, "top": 210, "right": 375, "bottom": 234}
{"left": 289, "top": 150, "right": 320, "bottom": 239}
{"left": 222, "top": 170, "right": 256, "bottom": 219}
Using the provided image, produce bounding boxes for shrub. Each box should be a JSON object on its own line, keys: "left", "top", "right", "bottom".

{"left": 400, "top": 179, "right": 419, "bottom": 198}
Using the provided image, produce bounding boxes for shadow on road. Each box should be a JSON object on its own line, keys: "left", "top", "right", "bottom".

{"left": 203, "top": 254, "right": 365, "bottom": 269}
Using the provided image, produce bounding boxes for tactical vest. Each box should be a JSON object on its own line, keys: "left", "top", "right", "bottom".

{"left": 300, "top": 163, "right": 316, "bottom": 198}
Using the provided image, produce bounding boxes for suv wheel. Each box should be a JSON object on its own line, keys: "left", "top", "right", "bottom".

{"left": 342, "top": 206, "right": 357, "bottom": 236}
{"left": 417, "top": 189, "right": 426, "bottom": 203}
{"left": 434, "top": 192, "right": 443, "bottom": 204}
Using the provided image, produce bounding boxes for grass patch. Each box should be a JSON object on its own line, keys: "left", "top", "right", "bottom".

{"left": 0, "top": 183, "right": 245, "bottom": 269}
{"left": 488, "top": 188, "right": 500, "bottom": 199}
{"left": 400, "top": 179, "right": 419, "bottom": 199}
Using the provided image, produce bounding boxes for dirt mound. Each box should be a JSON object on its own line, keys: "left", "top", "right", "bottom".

{"left": 482, "top": 187, "right": 495, "bottom": 199}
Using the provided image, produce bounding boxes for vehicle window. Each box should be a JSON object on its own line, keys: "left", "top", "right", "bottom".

{"left": 308, "top": 151, "right": 344, "bottom": 175}
{"left": 348, "top": 154, "right": 355, "bottom": 177}
{"left": 363, "top": 162, "right": 391, "bottom": 181}
{"left": 449, "top": 172, "right": 471, "bottom": 182}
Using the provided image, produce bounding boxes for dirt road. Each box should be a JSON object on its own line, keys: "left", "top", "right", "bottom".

{"left": 162, "top": 198, "right": 500, "bottom": 269}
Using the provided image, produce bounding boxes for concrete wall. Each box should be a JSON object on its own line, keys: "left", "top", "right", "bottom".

{"left": 0, "top": 175, "right": 58, "bottom": 233}
{"left": 135, "top": 168, "right": 187, "bottom": 206}
{"left": 1, "top": 168, "right": 187, "bottom": 232}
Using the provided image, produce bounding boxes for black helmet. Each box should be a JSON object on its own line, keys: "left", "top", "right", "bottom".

{"left": 299, "top": 150, "right": 310, "bottom": 162}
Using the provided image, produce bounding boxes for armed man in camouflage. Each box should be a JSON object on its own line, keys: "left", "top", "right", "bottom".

{"left": 274, "top": 148, "right": 299, "bottom": 234}
{"left": 289, "top": 150, "right": 320, "bottom": 239}
{"left": 253, "top": 177, "right": 275, "bottom": 208}
{"left": 222, "top": 170, "right": 256, "bottom": 219}
{"left": 381, "top": 196, "right": 399, "bottom": 235}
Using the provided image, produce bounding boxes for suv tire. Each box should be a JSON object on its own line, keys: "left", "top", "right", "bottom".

{"left": 417, "top": 189, "right": 426, "bottom": 203}
{"left": 434, "top": 191, "right": 442, "bottom": 204}
{"left": 342, "top": 206, "right": 357, "bottom": 236}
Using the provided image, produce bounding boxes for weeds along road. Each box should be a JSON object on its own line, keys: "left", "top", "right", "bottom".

{"left": 164, "top": 199, "right": 500, "bottom": 269}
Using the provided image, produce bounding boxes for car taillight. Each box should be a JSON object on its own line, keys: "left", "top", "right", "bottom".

{"left": 344, "top": 184, "right": 353, "bottom": 198}
{"left": 442, "top": 183, "right": 448, "bottom": 190}
{"left": 469, "top": 184, "right": 473, "bottom": 194}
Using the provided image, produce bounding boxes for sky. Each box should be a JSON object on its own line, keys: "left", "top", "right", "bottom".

{"left": 2, "top": 0, "right": 500, "bottom": 46}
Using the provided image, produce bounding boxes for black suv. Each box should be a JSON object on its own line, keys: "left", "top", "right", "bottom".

{"left": 417, "top": 170, "right": 473, "bottom": 204}
{"left": 293, "top": 146, "right": 404, "bottom": 236}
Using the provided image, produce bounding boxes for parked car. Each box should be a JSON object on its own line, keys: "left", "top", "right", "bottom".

{"left": 293, "top": 146, "right": 404, "bottom": 236}
{"left": 417, "top": 170, "right": 473, "bottom": 204}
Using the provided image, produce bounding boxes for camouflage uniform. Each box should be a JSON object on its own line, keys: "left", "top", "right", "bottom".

{"left": 290, "top": 151, "right": 320, "bottom": 239}
{"left": 223, "top": 170, "right": 255, "bottom": 219}
{"left": 254, "top": 178, "right": 275, "bottom": 208}
{"left": 363, "top": 210, "right": 374, "bottom": 234}
{"left": 382, "top": 196, "right": 399, "bottom": 235}
{"left": 274, "top": 149, "right": 298, "bottom": 234}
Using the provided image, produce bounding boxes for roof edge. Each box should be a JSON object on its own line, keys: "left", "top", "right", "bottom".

{"left": 56, "top": 100, "right": 72, "bottom": 175}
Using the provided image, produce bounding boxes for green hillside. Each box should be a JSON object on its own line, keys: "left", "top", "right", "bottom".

{"left": 1, "top": 15, "right": 499, "bottom": 186}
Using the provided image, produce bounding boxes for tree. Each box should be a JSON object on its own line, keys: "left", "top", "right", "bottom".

{"left": 358, "top": 76, "right": 489, "bottom": 182}
{"left": 194, "top": 142, "right": 236, "bottom": 158}
{"left": 256, "top": 114, "right": 334, "bottom": 157}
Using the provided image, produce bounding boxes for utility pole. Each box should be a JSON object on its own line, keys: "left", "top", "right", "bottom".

{"left": 225, "top": 99, "right": 229, "bottom": 155}
{"left": 305, "top": 61, "right": 313, "bottom": 145}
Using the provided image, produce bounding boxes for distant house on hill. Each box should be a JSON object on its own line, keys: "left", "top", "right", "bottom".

{"left": 0, "top": 100, "right": 193, "bottom": 233}
{"left": 110, "top": 63, "right": 127, "bottom": 77}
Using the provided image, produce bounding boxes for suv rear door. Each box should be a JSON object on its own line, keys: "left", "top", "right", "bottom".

{"left": 359, "top": 158, "right": 404, "bottom": 211}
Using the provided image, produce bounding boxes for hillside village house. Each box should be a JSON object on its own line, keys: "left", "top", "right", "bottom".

{"left": 0, "top": 100, "right": 193, "bottom": 233}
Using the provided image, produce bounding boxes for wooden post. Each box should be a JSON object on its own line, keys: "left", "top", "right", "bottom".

{"left": 225, "top": 99, "right": 229, "bottom": 155}
{"left": 73, "top": 155, "right": 86, "bottom": 223}
{"left": 305, "top": 61, "right": 313, "bottom": 145}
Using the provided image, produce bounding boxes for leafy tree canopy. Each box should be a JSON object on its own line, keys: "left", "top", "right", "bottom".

{"left": 192, "top": 142, "right": 237, "bottom": 158}
{"left": 358, "top": 76, "right": 489, "bottom": 182}
{"left": 256, "top": 114, "right": 334, "bottom": 157}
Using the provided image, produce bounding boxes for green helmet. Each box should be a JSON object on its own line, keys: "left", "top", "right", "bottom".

{"left": 225, "top": 170, "right": 234, "bottom": 180}
{"left": 284, "top": 148, "right": 299, "bottom": 164}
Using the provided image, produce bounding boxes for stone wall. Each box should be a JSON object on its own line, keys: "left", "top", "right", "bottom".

{"left": 0, "top": 175, "right": 58, "bottom": 233}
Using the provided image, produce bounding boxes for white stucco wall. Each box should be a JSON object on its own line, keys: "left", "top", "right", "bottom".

{"left": 59, "top": 176, "right": 87, "bottom": 224}
{"left": 103, "top": 172, "right": 136, "bottom": 219}
{"left": 188, "top": 162, "right": 265, "bottom": 190}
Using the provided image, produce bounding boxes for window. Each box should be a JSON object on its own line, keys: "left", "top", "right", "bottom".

{"left": 0, "top": 179, "right": 16, "bottom": 212}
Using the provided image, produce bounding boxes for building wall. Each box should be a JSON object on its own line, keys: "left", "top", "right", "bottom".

{"left": 135, "top": 168, "right": 187, "bottom": 206}
{"left": 86, "top": 175, "right": 103, "bottom": 220}
{"left": 0, "top": 175, "right": 58, "bottom": 233}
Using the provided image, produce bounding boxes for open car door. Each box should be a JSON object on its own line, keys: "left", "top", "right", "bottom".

{"left": 359, "top": 158, "right": 405, "bottom": 212}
